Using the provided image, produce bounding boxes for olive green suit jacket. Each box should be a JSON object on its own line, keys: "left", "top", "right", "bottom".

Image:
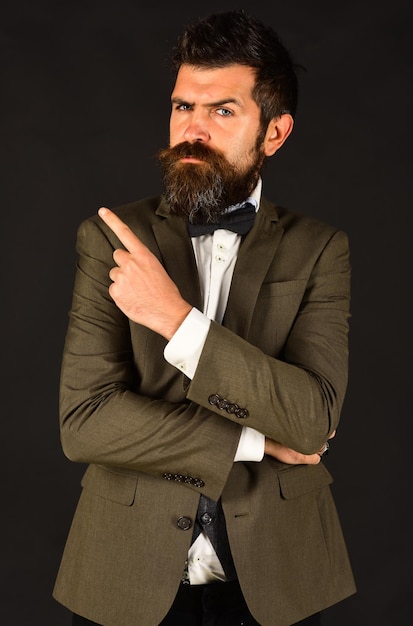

{"left": 53, "top": 195, "right": 356, "bottom": 625}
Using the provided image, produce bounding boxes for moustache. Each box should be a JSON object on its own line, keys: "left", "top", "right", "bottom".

{"left": 158, "top": 141, "right": 226, "bottom": 164}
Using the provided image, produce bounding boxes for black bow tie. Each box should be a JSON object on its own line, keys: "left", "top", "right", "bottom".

{"left": 188, "top": 202, "right": 256, "bottom": 237}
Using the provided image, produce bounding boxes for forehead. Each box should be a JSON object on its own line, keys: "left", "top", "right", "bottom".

{"left": 172, "top": 64, "right": 257, "bottom": 103}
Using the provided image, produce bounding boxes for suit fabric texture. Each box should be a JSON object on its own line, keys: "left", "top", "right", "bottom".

{"left": 53, "top": 195, "right": 356, "bottom": 625}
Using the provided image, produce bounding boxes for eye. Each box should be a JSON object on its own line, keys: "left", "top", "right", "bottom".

{"left": 175, "top": 103, "right": 192, "bottom": 111}
{"left": 216, "top": 107, "right": 233, "bottom": 117}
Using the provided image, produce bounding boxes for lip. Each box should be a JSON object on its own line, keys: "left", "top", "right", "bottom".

{"left": 179, "top": 156, "right": 205, "bottom": 164}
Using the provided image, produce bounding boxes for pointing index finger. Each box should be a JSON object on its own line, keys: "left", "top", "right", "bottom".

{"left": 98, "top": 207, "right": 141, "bottom": 252}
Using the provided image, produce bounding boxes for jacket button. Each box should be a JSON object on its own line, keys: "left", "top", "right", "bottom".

{"left": 177, "top": 516, "right": 192, "bottom": 531}
{"left": 208, "top": 394, "right": 220, "bottom": 406}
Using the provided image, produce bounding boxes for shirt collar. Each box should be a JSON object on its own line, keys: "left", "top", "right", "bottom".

{"left": 225, "top": 177, "right": 262, "bottom": 214}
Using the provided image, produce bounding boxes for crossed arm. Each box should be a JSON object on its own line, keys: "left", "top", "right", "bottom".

{"left": 97, "top": 207, "right": 334, "bottom": 465}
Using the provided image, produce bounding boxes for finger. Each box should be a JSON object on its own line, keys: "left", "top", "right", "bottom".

{"left": 113, "top": 248, "right": 130, "bottom": 267}
{"left": 98, "top": 207, "right": 142, "bottom": 253}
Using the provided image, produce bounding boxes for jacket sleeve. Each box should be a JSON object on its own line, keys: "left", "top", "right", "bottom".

{"left": 59, "top": 216, "right": 241, "bottom": 501}
{"left": 186, "top": 228, "right": 351, "bottom": 454}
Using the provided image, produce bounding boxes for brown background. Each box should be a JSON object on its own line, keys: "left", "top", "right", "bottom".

{"left": 2, "top": 0, "right": 411, "bottom": 624}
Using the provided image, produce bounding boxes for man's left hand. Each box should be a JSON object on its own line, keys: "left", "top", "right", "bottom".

{"left": 264, "top": 430, "right": 336, "bottom": 465}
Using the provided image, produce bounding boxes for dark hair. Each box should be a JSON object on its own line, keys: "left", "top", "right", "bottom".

{"left": 171, "top": 9, "right": 300, "bottom": 126}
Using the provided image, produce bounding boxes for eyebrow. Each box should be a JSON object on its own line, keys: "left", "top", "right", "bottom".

{"left": 171, "top": 96, "right": 243, "bottom": 108}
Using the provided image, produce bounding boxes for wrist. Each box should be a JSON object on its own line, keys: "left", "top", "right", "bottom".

{"left": 162, "top": 303, "right": 193, "bottom": 341}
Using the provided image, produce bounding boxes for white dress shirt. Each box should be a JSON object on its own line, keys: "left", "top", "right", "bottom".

{"left": 163, "top": 180, "right": 265, "bottom": 584}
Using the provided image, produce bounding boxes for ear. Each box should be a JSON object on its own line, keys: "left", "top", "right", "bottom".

{"left": 262, "top": 114, "right": 294, "bottom": 156}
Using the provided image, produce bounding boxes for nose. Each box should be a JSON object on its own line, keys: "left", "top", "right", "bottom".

{"left": 182, "top": 114, "right": 211, "bottom": 143}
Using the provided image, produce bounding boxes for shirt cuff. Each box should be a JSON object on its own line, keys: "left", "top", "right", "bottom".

{"left": 234, "top": 427, "right": 265, "bottom": 462}
{"left": 164, "top": 308, "right": 210, "bottom": 379}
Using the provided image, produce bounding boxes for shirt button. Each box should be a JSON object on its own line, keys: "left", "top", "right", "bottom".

{"left": 215, "top": 255, "right": 225, "bottom": 262}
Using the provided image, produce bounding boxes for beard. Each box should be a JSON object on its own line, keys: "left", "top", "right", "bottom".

{"left": 157, "top": 140, "right": 265, "bottom": 224}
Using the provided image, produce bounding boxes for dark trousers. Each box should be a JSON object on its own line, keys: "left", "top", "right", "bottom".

{"left": 72, "top": 579, "right": 321, "bottom": 625}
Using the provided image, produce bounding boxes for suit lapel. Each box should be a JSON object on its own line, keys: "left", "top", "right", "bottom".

{"left": 152, "top": 206, "right": 203, "bottom": 310}
{"left": 152, "top": 197, "right": 284, "bottom": 338}
{"left": 223, "top": 198, "right": 284, "bottom": 338}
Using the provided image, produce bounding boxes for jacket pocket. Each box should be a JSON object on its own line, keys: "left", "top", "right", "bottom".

{"left": 278, "top": 463, "right": 333, "bottom": 500}
{"left": 81, "top": 464, "right": 138, "bottom": 506}
{"left": 259, "top": 278, "right": 306, "bottom": 298}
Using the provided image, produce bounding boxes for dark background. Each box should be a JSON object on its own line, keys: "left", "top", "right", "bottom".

{"left": 2, "top": 0, "right": 412, "bottom": 624}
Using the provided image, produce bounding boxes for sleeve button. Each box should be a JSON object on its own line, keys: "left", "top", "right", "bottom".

{"left": 217, "top": 398, "right": 229, "bottom": 410}
{"left": 208, "top": 394, "right": 220, "bottom": 406}
{"left": 226, "top": 403, "right": 239, "bottom": 414}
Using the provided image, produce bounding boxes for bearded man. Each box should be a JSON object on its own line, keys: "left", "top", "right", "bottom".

{"left": 53, "top": 9, "right": 356, "bottom": 626}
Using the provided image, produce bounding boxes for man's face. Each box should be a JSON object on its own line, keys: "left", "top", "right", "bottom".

{"left": 158, "top": 64, "right": 267, "bottom": 223}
